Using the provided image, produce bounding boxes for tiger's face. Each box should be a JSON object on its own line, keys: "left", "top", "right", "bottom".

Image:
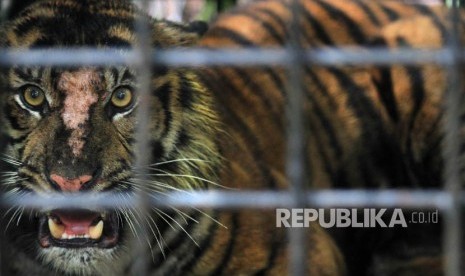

{"left": 4, "top": 66, "right": 137, "bottom": 272}
{"left": 0, "top": 0, "right": 219, "bottom": 275}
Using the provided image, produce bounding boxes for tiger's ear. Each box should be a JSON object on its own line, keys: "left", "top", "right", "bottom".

{"left": 153, "top": 20, "right": 208, "bottom": 47}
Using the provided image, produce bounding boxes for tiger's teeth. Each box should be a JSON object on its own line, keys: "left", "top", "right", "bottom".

{"left": 48, "top": 218, "right": 65, "bottom": 239}
{"left": 89, "top": 220, "right": 104, "bottom": 239}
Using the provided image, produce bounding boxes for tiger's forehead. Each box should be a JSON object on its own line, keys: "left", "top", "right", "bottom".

{"left": 58, "top": 69, "right": 100, "bottom": 156}
{"left": 8, "top": 66, "right": 136, "bottom": 91}
{"left": 3, "top": 0, "right": 138, "bottom": 48}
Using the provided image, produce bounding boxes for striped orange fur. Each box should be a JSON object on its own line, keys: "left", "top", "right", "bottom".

{"left": 0, "top": 0, "right": 458, "bottom": 275}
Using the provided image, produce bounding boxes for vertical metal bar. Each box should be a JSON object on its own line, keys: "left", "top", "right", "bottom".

{"left": 286, "top": 0, "right": 307, "bottom": 275}
{"left": 1, "top": 0, "right": 7, "bottom": 273}
{"left": 443, "top": 0, "right": 462, "bottom": 275}
{"left": 129, "top": 0, "right": 153, "bottom": 275}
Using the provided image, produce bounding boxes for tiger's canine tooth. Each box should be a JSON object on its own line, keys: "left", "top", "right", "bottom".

{"left": 48, "top": 218, "right": 65, "bottom": 239}
{"left": 89, "top": 220, "right": 104, "bottom": 239}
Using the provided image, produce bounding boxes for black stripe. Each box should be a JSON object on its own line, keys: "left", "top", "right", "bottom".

{"left": 327, "top": 68, "right": 381, "bottom": 130}
{"left": 178, "top": 211, "right": 220, "bottom": 273}
{"left": 15, "top": 13, "right": 135, "bottom": 47}
{"left": 110, "top": 68, "right": 120, "bottom": 84}
{"left": 202, "top": 67, "right": 283, "bottom": 131}
{"left": 101, "top": 176, "right": 131, "bottom": 192}
{"left": 178, "top": 76, "right": 195, "bottom": 110}
{"left": 305, "top": 68, "right": 337, "bottom": 109}
{"left": 105, "top": 159, "right": 131, "bottom": 180}
{"left": 421, "top": 116, "right": 442, "bottom": 188}
{"left": 148, "top": 212, "right": 206, "bottom": 270}
{"left": 304, "top": 68, "right": 351, "bottom": 186}
{"left": 17, "top": 145, "right": 25, "bottom": 158}
{"left": 36, "top": 67, "right": 45, "bottom": 80}
{"left": 152, "top": 65, "right": 169, "bottom": 77}
{"left": 229, "top": 68, "right": 282, "bottom": 122}
{"left": 20, "top": 162, "right": 41, "bottom": 175}
{"left": 151, "top": 141, "right": 165, "bottom": 161}
{"left": 121, "top": 69, "right": 135, "bottom": 83}
{"left": 100, "top": 37, "right": 132, "bottom": 47}
{"left": 395, "top": 39, "right": 425, "bottom": 158}
{"left": 4, "top": 103, "right": 27, "bottom": 131}
{"left": 255, "top": 7, "right": 289, "bottom": 40}
{"left": 209, "top": 213, "right": 238, "bottom": 275}
{"left": 354, "top": 1, "right": 381, "bottom": 26}
{"left": 241, "top": 11, "right": 285, "bottom": 44}
{"left": 397, "top": 37, "right": 427, "bottom": 189}
{"left": 327, "top": 67, "right": 386, "bottom": 187}
{"left": 155, "top": 82, "right": 173, "bottom": 139}
{"left": 148, "top": 211, "right": 199, "bottom": 265}
{"left": 314, "top": 0, "right": 367, "bottom": 44}
{"left": 12, "top": 68, "right": 32, "bottom": 82}
{"left": 263, "top": 67, "right": 286, "bottom": 97}
{"left": 302, "top": 78, "right": 343, "bottom": 187}
{"left": 121, "top": 137, "right": 136, "bottom": 160}
{"left": 176, "top": 128, "right": 191, "bottom": 148}
{"left": 304, "top": 71, "right": 343, "bottom": 157}
{"left": 200, "top": 71, "right": 278, "bottom": 189}
{"left": 297, "top": 2, "right": 333, "bottom": 45}
{"left": 7, "top": 134, "right": 28, "bottom": 146}
{"left": 255, "top": 239, "right": 283, "bottom": 275}
{"left": 379, "top": 5, "right": 400, "bottom": 21}
{"left": 368, "top": 36, "right": 400, "bottom": 123}
{"left": 372, "top": 67, "right": 400, "bottom": 123}
{"left": 410, "top": 5, "right": 446, "bottom": 40}
{"left": 207, "top": 27, "right": 256, "bottom": 46}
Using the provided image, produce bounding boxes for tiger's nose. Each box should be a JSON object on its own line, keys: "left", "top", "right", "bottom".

{"left": 50, "top": 174, "right": 93, "bottom": 192}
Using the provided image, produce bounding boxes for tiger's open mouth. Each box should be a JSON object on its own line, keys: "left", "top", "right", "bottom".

{"left": 38, "top": 209, "right": 120, "bottom": 248}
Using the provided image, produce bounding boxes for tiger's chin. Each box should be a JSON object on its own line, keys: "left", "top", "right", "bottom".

{"left": 38, "top": 246, "right": 120, "bottom": 275}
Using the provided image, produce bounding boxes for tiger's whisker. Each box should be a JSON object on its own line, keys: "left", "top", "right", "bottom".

{"left": 145, "top": 211, "right": 166, "bottom": 258}
{"left": 127, "top": 178, "right": 197, "bottom": 195}
{"left": 147, "top": 158, "right": 212, "bottom": 167}
{"left": 0, "top": 154, "right": 22, "bottom": 166}
{"left": 140, "top": 167, "right": 228, "bottom": 189}
{"left": 5, "top": 207, "right": 23, "bottom": 233}
{"left": 154, "top": 208, "right": 199, "bottom": 247}
{"left": 171, "top": 207, "right": 198, "bottom": 224}
{"left": 192, "top": 207, "right": 227, "bottom": 229}
{"left": 125, "top": 199, "right": 157, "bottom": 259}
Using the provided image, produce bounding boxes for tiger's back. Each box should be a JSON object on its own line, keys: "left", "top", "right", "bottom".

{"left": 201, "top": 0, "right": 447, "bottom": 191}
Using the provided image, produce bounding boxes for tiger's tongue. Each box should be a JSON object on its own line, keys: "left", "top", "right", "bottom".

{"left": 52, "top": 210, "right": 100, "bottom": 235}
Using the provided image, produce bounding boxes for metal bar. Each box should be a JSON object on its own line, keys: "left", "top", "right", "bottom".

{"left": 286, "top": 0, "right": 307, "bottom": 274}
{"left": 442, "top": 0, "right": 463, "bottom": 275}
{"left": 0, "top": 48, "right": 459, "bottom": 67}
{"left": 0, "top": 0, "right": 8, "bottom": 273}
{"left": 0, "top": 190, "right": 454, "bottom": 210}
{"left": 129, "top": 0, "right": 152, "bottom": 274}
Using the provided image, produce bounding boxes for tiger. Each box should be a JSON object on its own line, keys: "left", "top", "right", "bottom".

{"left": 0, "top": 0, "right": 459, "bottom": 275}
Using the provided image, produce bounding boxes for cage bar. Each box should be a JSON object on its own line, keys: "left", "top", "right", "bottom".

{"left": 0, "top": 48, "right": 460, "bottom": 67}
{"left": 442, "top": 0, "right": 463, "bottom": 275}
{"left": 0, "top": 190, "right": 456, "bottom": 210}
{"left": 128, "top": 0, "right": 153, "bottom": 275}
{"left": 286, "top": 0, "right": 308, "bottom": 275}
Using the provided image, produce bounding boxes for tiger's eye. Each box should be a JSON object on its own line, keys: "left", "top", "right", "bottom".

{"left": 22, "top": 86, "right": 45, "bottom": 108}
{"left": 111, "top": 87, "right": 133, "bottom": 108}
